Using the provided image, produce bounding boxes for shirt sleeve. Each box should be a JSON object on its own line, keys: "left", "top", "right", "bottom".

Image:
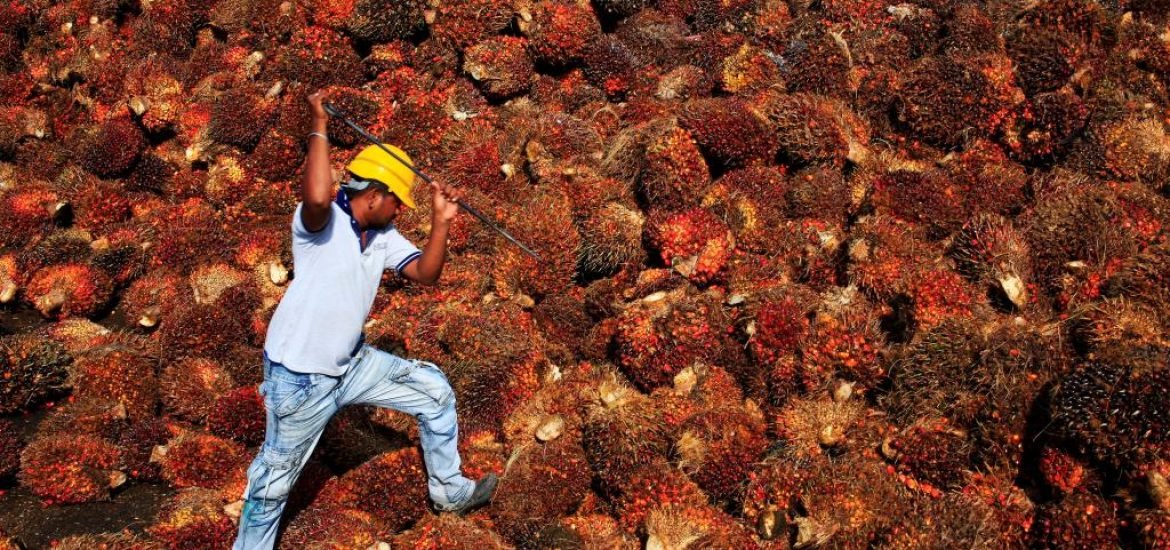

{"left": 292, "top": 202, "right": 332, "bottom": 243}
{"left": 382, "top": 227, "right": 422, "bottom": 274}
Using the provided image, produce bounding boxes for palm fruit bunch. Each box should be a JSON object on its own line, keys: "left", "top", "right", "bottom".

{"left": 147, "top": 488, "right": 238, "bottom": 549}
{"left": 316, "top": 447, "right": 430, "bottom": 533}
{"left": 18, "top": 433, "right": 125, "bottom": 504}
{"left": 153, "top": 430, "right": 247, "bottom": 490}
{"left": 0, "top": 332, "right": 72, "bottom": 414}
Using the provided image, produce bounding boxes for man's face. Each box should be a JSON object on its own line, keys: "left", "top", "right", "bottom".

{"left": 368, "top": 190, "right": 402, "bottom": 229}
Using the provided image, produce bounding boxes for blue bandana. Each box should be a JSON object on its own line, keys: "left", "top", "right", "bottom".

{"left": 334, "top": 186, "right": 376, "bottom": 253}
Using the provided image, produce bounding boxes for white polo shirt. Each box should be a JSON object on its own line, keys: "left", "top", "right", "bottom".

{"left": 263, "top": 198, "right": 421, "bottom": 376}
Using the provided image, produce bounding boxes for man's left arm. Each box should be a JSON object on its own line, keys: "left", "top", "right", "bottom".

{"left": 400, "top": 181, "right": 462, "bottom": 286}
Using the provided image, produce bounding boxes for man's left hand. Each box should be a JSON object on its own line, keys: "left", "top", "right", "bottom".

{"left": 431, "top": 181, "right": 462, "bottom": 223}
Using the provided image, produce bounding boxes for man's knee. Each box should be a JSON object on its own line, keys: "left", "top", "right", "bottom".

{"left": 244, "top": 442, "right": 309, "bottom": 503}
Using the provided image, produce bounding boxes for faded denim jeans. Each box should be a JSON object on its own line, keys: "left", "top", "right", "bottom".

{"left": 232, "top": 345, "right": 475, "bottom": 550}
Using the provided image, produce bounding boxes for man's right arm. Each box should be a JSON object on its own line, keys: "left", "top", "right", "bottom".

{"left": 301, "top": 91, "right": 332, "bottom": 233}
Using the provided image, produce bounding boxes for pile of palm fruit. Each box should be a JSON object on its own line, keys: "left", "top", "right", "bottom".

{"left": 1, "top": 0, "right": 1170, "bottom": 547}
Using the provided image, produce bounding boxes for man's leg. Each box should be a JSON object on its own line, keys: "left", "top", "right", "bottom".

{"left": 336, "top": 346, "right": 476, "bottom": 510}
{"left": 234, "top": 359, "right": 340, "bottom": 550}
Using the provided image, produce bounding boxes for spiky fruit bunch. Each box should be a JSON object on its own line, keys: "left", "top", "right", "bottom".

{"left": 677, "top": 97, "right": 776, "bottom": 168}
{"left": 159, "top": 301, "right": 253, "bottom": 362}
{"left": 897, "top": 55, "right": 1021, "bottom": 147}
{"left": 0, "top": 419, "right": 22, "bottom": 480}
{"left": 75, "top": 116, "right": 146, "bottom": 177}
{"left": 120, "top": 270, "right": 185, "bottom": 329}
{"left": 1039, "top": 446, "right": 1098, "bottom": 497}
{"left": 0, "top": 184, "right": 63, "bottom": 248}
{"left": 752, "top": 91, "right": 870, "bottom": 168}
{"left": 581, "top": 370, "right": 672, "bottom": 493}
{"left": 25, "top": 263, "right": 114, "bottom": 319}
{"left": 881, "top": 318, "right": 983, "bottom": 424}
{"left": 118, "top": 418, "right": 172, "bottom": 482}
{"left": 1105, "top": 240, "right": 1170, "bottom": 314}
{"left": 1008, "top": 29, "right": 1083, "bottom": 95}
{"left": 159, "top": 357, "right": 234, "bottom": 423}
{"left": 317, "top": 448, "right": 429, "bottom": 532}
{"left": 612, "top": 461, "right": 708, "bottom": 534}
{"left": 156, "top": 431, "right": 246, "bottom": 489}
{"left": 345, "top": 0, "right": 425, "bottom": 43}
{"left": 491, "top": 187, "right": 580, "bottom": 301}
{"left": 147, "top": 488, "right": 237, "bottom": 550}
{"left": 652, "top": 363, "right": 746, "bottom": 430}
{"left": 393, "top": 512, "right": 510, "bottom": 549}
{"left": 1031, "top": 493, "right": 1121, "bottom": 549}
{"left": 19, "top": 433, "right": 124, "bottom": 504}
{"left": 778, "top": 22, "right": 857, "bottom": 97}
{"left": 0, "top": 252, "right": 20, "bottom": 304}
{"left": 646, "top": 208, "right": 734, "bottom": 285}
{"left": 701, "top": 166, "right": 788, "bottom": 254}
{"left": 206, "top": 385, "right": 264, "bottom": 446}
{"left": 51, "top": 532, "right": 161, "bottom": 549}
{"left": 950, "top": 214, "right": 1032, "bottom": 310}
{"left": 637, "top": 121, "right": 710, "bottom": 211}
{"left": 207, "top": 87, "right": 276, "bottom": 152}
{"left": 490, "top": 437, "right": 592, "bottom": 544}
{"left": 613, "top": 286, "right": 731, "bottom": 391}
{"left": 0, "top": 333, "right": 71, "bottom": 414}
{"left": 581, "top": 34, "right": 644, "bottom": 100}
{"left": 911, "top": 268, "right": 981, "bottom": 331}
{"left": 517, "top": 1, "right": 600, "bottom": 67}
{"left": 675, "top": 404, "right": 768, "bottom": 503}
{"left": 37, "top": 398, "right": 128, "bottom": 440}
{"left": 1002, "top": 87, "right": 1090, "bottom": 163}
{"left": 846, "top": 215, "right": 937, "bottom": 300}
{"left": 644, "top": 503, "right": 761, "bottom": 549}
{"left": 881, "top": 419, "right": 972, "bottom": 495}
{"left": 279, "top": 505, "right": 388, "bottom": 549}
{"left": 276, "top": 25, "right": 363, "bottom": 89}
{"left": 70, "top": 344, "right": 158, "bottom": 420}
{"left": 578, "top": 200, "right": 646, "bottom": 275}
{"left": 1049, "top": 344, "right": 1170, "bottom": 466}
{"left": 774, "top": 393, "right": 867, "bottom": 459}
{"left": 799, "top": 286, "right": 886, "bottom": 389}
{"left": 743, "top": 453, "right": 914, "bottom": 548}
{"left": 867, "top": 163, "right": 968, "bottom": 239}
{"left": 529, "top": 513, "right": 639, "bottom": 549}
{"left": 462, "top": 36, "right": 534, "bottom": 101}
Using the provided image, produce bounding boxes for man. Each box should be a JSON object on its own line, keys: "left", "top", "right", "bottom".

{"left": 233, "top": 91, "right": 497, "bottom": 549}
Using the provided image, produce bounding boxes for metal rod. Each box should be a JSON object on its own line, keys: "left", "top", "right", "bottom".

{"left": 323, "top": 102, "right": 541, "bottom": 260}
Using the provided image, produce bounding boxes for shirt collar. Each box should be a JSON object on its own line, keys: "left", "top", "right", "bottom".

{"left": 335, "top": 191, "right": 375, "bottom": 252}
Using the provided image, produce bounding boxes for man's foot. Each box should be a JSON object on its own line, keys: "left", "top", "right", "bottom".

{"left": 439, "top": 473, "right": 498, "bottom": 515}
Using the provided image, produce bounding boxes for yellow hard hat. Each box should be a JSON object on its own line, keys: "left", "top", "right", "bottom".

{"left": 345, "top": 144, "right": 417, "bottom": 209}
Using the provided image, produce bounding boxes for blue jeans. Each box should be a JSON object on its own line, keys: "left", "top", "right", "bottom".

{"left": 232, "top": 345, "right": 475, "bottom": 550}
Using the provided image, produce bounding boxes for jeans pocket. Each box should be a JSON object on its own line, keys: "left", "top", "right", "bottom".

{"left": 262, "top": 379, "right": 312, "bottom": 418}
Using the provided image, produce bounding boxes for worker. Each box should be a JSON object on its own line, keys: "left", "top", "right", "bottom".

{"left": 233, "top": 90, "right": 497, "bottom": 549}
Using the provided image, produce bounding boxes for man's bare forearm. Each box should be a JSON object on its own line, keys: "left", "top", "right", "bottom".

{"left": 304, "top": 116, "right": 332, "bottom": 207}
{"left": 411, "top": 219, "right": 451, "bottom": 285}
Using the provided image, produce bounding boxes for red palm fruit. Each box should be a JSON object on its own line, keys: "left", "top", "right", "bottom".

{"left": 0, "top": 105, "right": 47, "bottom": 157}
{"left": 777, "top": 22, "right": 857, "bottom": 96}
{"left": 896, "top": 55, "right": 1022, "bottom": 148}
{"left": 578, "top": 200, "right": 646, "bottom": 275}
{"left": 37, "top": 397, "right": 128, "bottom": 440}
{"left": 775, "top": 394, "right": 868, "bottom": 460}
{"left": 846, "top": 214, "right": 937, "bottom": 300}
{"left": 0, "top": 332, "right": 71, "bottom": 414}
{"left": 582, "top": 33, "right": 644, "bottom": 101}
{"left": 701, "top": 166, "right": 787, "bottom": 254}
{"left": 765, "top": 218, "right": 844, "bottom": 290}
{"left": 51, "top": 531, "right": 161, "bottom": 549}
{"left": 877, "top": 489, "right": 1029, "bottom": 549}
{"left": 118, "top": 417, "right": 173, "bottom": 482}
{"left": 56, "top": 169, "right": 132, "bottom": 229}
{"left": 490, "top": 437, "right": 592, "bottom": 544}
{"left": 753, "top": 91, "right": 870, "bottom": 168}
{"left": 1039, "top": 446, "right": 1099, "bottom": 497}
{"left": 18, "top": 228, "right": 94, "bottom": 276}
{"left": 426, "top": 0, "right": 512, "bottom": 47}
{"left": 644, "top": 503, "right": 760, "bottom": 549}
{"left": 148, "top": 488, "right": 237, "bottom": 549}
{"left": 436, "top": 303, "right": 544, "bottom": 433}
{"left": 531, "top": 513, "right": 638, "bottom": 549}
{"left": 950, "top": 214, "right": 1033, "bottom": 310}
{"left": 155, "top": 431, "right": 247, "bottom": 490}
{"left": 492, "top": 187, "right": 579, "bottom": 301}
{"left": 719, "top": 42, "right": 783, "bottom": 93}
{"left": 463, "top": 36, "right": 535, "bottom": 101}
{"left": 0, "top": 184, "right": 65, "bottom": 248}
{"left": 677, "top": 97, "right": 776, "bottom": 168}
{"left": 0, "top": 252, "right": 20, "bottom": 304}
{"left": 206, "top": 385, "right": 264, "bottom": 446}
{"left": 1049, "top": 343, "right": 1170, "bottom": 467}
{"left": 317, "top": 448, "right": 429, "bottom": 532}
{"left": 581, "top": 369, "right": 672, "bottom": 494}
{"left": 1105, "top": 241, "right": 1170, "bottom": 318}
{"left": 129, "top": 0, "right": 201, "bottom": 58}
{"left": 1007, "top": 28, "right": 1083, "bottom": 95}
{"left": 614, "top": 286, "right": 732, "bottom": 391}
{"left": 959, "top": 472, "right": 1037, "bottom": 546}
{"left": 800, "top": 286, "right": 886, "bottom": 390}
{"left": 159, "top": 300, "right": 253, "bottom": 362}
{"left": 392, "top": 512, "right": 510, "bottom": 549}
{"left": 502, "top": 373, "right": 588, "bottom": 451}
{"left": 614, "top": 461, "right": 708, "bottom": 534}
{"left": 120, "top": 270, "right": 185, "bottom": 329}
{"left": 517, "top": 0, "right": 600, "bottom": 67}
{"left": 455, "top": 429, "right": 506, "bottom": 481}
{"left": 25, "top": 263, "right": 113, "bottom": 319}
{"left": 637, "top": 120, "right": 710, "bottom": 211}
{"left": 881, "top": 418, "right": 973, "bottom": 495}
{"left": 869, "top": 162, "right": 970, "bottom": 239}
{"left": 280, "top": 505, "right": 388, "bottom": 548}
{"left": 1133, "top": 509, "right": 1170, "bottom": 549}
{"left": 646, "top": 208, "right": 734, "bottom": 285}
{"left": 0, "top": 419, "right": 23, "bottom": 480}
{"left": 71, "top": 344, "right": 158, "bottom": 420}
{"left": 652, "top": 64, "right": 715, "bottom": 102}
{"left": 245, "top": 128, "right": 302, "bottom": 182}
{"left": 1031, "top": 493, "right": 1121, "bottom": 549}
{"left": 75, "top": 116, "right": 146, "bottom": 178}
{"left": 942, "top": 4, "right": 1002, "bottom": 55}
{"left": 786, "top": 165, "right": 853, "bottom": 221}
{"left": 208, "top": 87, "right": 277, "bottom": 152}
{"left": 159, "top": 357, "right": 234, "bottom": 423}
{"left": 652, "top": 363, "right": 746, "bottom": 431}
{"left": 344, "top": 0, "right": 425, "bottom": 43}
{"left": 1003, "top": 89, "right": 1088, "bottom": 164}
{"left": 675, "top": 404, "right": 768, "bottom": 503}
{"left": 1023, "top": 174, "right": 1142, "bottom": 297}
{"left": 911, "top": 268, "right": 981, "bottom": 331}
{"left": 881, "top": 317, "right": 985, "bottom": 425}
{"left": 276, "top": 25, "right": 363, "bottom": 89}
{"left": 318, "top": 85, "right": 381, "bottom": 148}
{"left": 19, "top": 433, "right": 124, "bottom": 504}
{"left": 123, "top": 56, "right": 185, "bottom": 134}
